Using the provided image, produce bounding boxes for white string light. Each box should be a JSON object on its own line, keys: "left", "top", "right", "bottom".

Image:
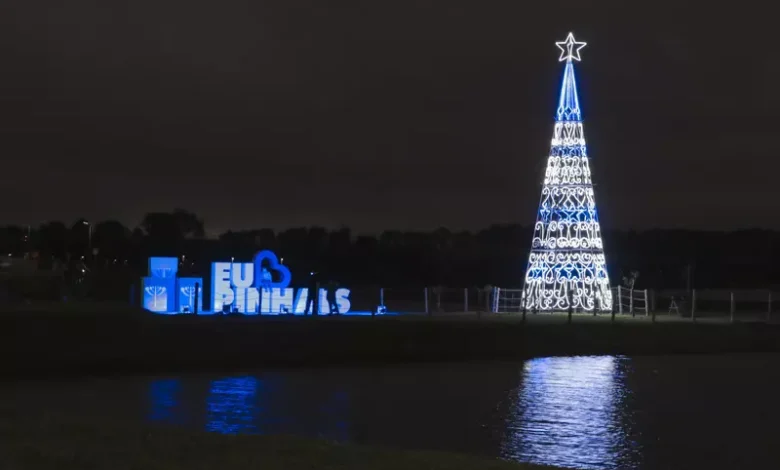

{"left": 522, "top": 33, "right": 612, "bottom": 312}
{"left": 555, "top": 32, "right": 587, "bottom": 63}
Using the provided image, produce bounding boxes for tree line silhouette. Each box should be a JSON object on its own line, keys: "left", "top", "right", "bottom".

{"left": 1, "top": 209, "right": 778, "bottom": 302}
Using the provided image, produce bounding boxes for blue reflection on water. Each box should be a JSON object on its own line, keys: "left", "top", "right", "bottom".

{"left": 148, "top": 378, "right": 183, "bottom": 423}
{"left": 206, "top": 376, "right": 259, "bottom": 434}
{"left": 147, "top": 373, "right": 351, "bottom": 440}
{"left": 502, "top": 356, "right": 637, "bottom": 470}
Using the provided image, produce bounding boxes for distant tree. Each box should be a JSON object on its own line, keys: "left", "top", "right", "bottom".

{"left": 69, "top": 219, "right": 92, "bottom": 259}
{"left": 328, "top": 226, "right": 351, "bottom": 253}
{"left": 255, "top": 228, "right": 276, "bottom": 251}
{"left": 622, "top": 270, "right": 640, "bottom": 289}
{"left": 0, "top": 225, "right": 27, "bottom": 256}
{"left": 278, "top": 228, "right": 308, "bottom": 261}
{"left": 92, "top": 220, "right": 131, "bottom": 260}
{"left": 36, "top": 221, "right": 68, "bottom": 259}
{"left": 141, "top": 209, "right": 205, "bottom": 254}
{"left": 306, "top": 227, "right": 328, "bottom": 258}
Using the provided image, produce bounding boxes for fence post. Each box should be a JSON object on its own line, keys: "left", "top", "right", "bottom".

{"left": 617, "top": 286, "right": 623, "bottom": 315}
{"left": 380, "top": 287, "right": 385, "bottom": 308}
{"left": 630, "top": 288, "right": 635, "bottom": 317}
{"left": 730, "top": 291, "right": 735, "bottom": 323}
{"left": 424, "top": 287, "right": 429, "bottom": 316}
{"left": 643, "top": 289, "right": 649, "bottom": 316}
{"left": 464, "top": 287, "right": 469, "bottom": 312}
{"left": 650, "top": 289, "right": 656, "bottom": 314}
{"left": 768, "top": 291, "right": 772, "bottom": 323}
{"left": 522, "top": 288, "right": 527, "bottom": 323}
{"left": 691, "top": 289, "right": 697, "bottom": 322}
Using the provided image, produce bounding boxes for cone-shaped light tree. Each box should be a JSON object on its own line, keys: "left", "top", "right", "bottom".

{"left": 523, "top": 33, "right": 612, "bottom": 312}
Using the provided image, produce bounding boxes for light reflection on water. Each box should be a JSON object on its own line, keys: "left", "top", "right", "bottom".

{"left": 143, "top": 358, "right": 637, "bottom": 469}
{"left": 11, "top": 355, "right": 780, "bottom": 470}
{"left": 147, "top": 373, "right": 351, "bottom": 440}
{"left": 501, "top": 356, "right": 639, "bottom": 469}
{"left": 205, "top": 376, "right": 259, "bottom": 434}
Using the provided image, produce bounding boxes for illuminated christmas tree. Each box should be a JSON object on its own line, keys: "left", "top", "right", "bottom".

{"left": 522, "top": 33, "right": 612, "bottom": 312}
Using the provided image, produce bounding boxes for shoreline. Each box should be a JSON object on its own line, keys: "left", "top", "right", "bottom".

{"left": 3, "top": 311, "right": 779, "bottom": 380}
{"left": 0, "top": 406, "right": 559, "bottom": 470}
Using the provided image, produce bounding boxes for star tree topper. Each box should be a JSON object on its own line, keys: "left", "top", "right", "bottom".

{"left": 556, "top": 32, "right": 587, "bottom": 62}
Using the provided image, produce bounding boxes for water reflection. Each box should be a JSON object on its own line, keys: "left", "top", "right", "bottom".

{"left": 12, "top": 355, "right": 780, "bottom": 469}
{"left": 206, "top": 376, "right": 259, "bottom": 434}
{"left": 148, "top": 378, "right": 185, "bottom": 424}
{"left": 146, "top": 373, "right": 351, "bottom": 440}
{"left": 502, "top": 356, "right": 638, "bottom": 470}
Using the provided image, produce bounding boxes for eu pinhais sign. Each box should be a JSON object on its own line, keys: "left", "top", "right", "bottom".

{"left": 141, "top": 250, "right": 351, "bottom": 314}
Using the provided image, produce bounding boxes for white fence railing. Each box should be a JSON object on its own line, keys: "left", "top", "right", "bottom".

{"left": 611, "top": 286, "right": 649, "bottom": 316}
{"left": 260, "top": 286, "right": 780, "bottom": 321}
{"left": 489, "top": 286, "right": 650, "bottom": 315}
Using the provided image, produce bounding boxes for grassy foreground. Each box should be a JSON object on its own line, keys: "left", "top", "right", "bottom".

{"left": 1, "top": 410, "right": 558, "bottom": 470}
{"left": 2, "top": 307, "right": 780, "bottom": 378}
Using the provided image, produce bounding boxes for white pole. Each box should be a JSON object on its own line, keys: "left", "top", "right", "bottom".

{"left": 424, "top": 287, "right": 429, "bottom": 315}
{"left": 617, "top": 286, "right": 623, "bottom": 315}
{"left": 644, "top": 289, "right": 649, "bottom": 316}
{"left": 380, "top": 287, "right": 384, "bottom": 307}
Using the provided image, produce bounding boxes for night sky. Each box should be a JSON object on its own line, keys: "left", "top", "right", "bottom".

{"left": 0, "top": 1, "right": 773, "bottom": 235}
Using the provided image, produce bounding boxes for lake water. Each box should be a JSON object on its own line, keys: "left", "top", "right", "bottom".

{"left": 6, "top": 355, "right": 780, "bottom": 469}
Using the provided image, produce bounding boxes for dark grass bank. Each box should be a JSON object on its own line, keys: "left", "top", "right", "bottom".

{"left": 0, "top": 408, "right": 560, "bottom": 470}
{"left": 2, "top": 310, "right": 780, "bottom": 379}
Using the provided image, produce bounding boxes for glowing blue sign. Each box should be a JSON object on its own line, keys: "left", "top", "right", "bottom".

{"left": 141, "top": 250, "right": 351, "bottom": 315}
{"left": 142, "top": 257, "right": 179, "bottom": 313}
{"left": 178, "top": 277, "right": 204, "bottom": 313}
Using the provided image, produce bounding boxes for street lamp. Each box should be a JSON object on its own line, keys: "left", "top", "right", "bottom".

{"left": 82, "top": 221, "right": 92, "bottom": 265}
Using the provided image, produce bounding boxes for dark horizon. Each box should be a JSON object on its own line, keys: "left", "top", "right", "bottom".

{"left": 4, "top": 211, "right": 779, "bottom": 292}
{"left": 1, "top": 1, "right": 775, "bottom": 233}
{"left": 5, "top": 213, "right": 780, "bottom": 240}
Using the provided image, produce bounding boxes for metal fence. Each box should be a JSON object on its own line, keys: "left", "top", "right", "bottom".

{"left": 485, "top": 286, "right": 780, "bottom": 324}
{"left": 4, "top": 273, "right": 780, "bottom": 324}
{"left": 651, "top": 288, "right": 776, "bottom": 322}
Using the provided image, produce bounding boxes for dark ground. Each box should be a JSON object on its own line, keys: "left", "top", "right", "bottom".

{"left": 2, "top": 306, "right": 779, "bottom": 379}
{"left": 0, "top": 405, "right": 559, "bottom": 470}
